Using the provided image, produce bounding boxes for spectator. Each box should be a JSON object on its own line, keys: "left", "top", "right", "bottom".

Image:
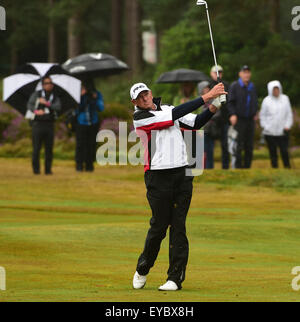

{"left": 209, "top": 65, "right": 230, "bottom": 169}
{"left": 228, "top": 66, "right": 258, "bottom": 169}
{"left": 173, "top": 82, "right": 196, "bottom": 106}
{"left": 259, "top": 80, "right": 293, "bottom": 169}
{"left": 27, "top": 76, "right": 61, "bottom": 175}
{"left": 76, "top": 82, "right": 104, "bottom": 172}
{"left": 198, "top": 81, "right": 221, "bottom": 169}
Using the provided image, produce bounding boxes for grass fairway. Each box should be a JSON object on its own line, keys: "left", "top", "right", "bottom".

{"left": 0, "top": 157, "right": 300, "bottom": 302}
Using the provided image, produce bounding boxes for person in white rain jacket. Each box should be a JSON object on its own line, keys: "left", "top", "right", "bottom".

{"left": 260, "top": 80, "right": 293, "bottom": 168}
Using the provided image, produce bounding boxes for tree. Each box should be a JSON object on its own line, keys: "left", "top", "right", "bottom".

{"left": 67, "top": 12, "right": 82, "bottom": 58}
{"left": 125, "top": 0, "right": 142, "bottom": 75}
{"left": 48, "top": 0, "right": 57, "bottom": 62}
{"left": 111, "top": 0, "right": 123, "bottom": 59}
{"left": 270, "top": 0, "right": 281, "bottom": 33}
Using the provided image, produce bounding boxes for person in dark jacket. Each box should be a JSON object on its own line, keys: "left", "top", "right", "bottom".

{"left": 75, "top": 83, "right": 104, "bottom": 172}
{"left": 228, "top": 66, "right": 258, "bottom": 169}
{"left": 209, "top": 65, "right": 230, "bottom": 169}
{"left": 27, "top": 76, "right": 61, "bottom": 175}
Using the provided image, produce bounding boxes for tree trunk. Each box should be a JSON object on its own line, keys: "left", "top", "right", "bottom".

{"left": 48, "top": 0, "right": 57, "bottom": 62}
{"left": 10, "top": 19, "right": 18, "bottom": 73}
{"left": 125, "top": 0, "right": 142, "bottom": 76}
{"left": 111, "top": 0, "right": 123, "bottom": 59}
{"left": 10, "top": 44, "right": 18, "bottom": 74}
{"left": 270, "top": 0, "right": 280, "bottom": 33}
{"left": 68, "top": 12, "right": 82, "bottom": 58}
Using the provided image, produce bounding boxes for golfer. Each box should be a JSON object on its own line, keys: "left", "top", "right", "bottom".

{"left": 131, "top": 82, "right": 227, "bottom": 291}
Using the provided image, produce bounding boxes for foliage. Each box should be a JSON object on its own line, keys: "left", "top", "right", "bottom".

{"left": 152, "top": 0, "right": 300, "bottom": 104}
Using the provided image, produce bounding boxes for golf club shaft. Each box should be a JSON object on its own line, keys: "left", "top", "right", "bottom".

{"left": 205, "top": 7, "right": 219, "bottom": 79}
{"left": 203, "top": 3, "right": 227, "bottom": 104}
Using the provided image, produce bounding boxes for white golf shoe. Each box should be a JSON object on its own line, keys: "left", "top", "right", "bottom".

{"left": 158, "top": 280, "right": 178, "bottom": 291}
{"left": 133, "top": 271, "right": 147, "bottom": 289}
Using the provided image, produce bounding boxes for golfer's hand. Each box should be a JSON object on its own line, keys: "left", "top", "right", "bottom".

{"left": 230, "top": 115, "right": 238, "bottom": 126}
{"left": 202, "top": 83, "right": 227, "bottom": 103}
{"left": 211, "top": 97, "right": 222, "bottom": 109}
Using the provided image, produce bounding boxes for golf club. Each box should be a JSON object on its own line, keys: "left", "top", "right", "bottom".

{"left": 197, "top": 0, "right": 226, "bottom": 104}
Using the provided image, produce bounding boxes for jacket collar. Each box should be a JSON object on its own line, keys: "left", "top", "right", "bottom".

{"left": 239, "top": 78, "right": 253, "bottom": 91}
{"left": 134, "top": 97, "right": 162, "bottom": 112}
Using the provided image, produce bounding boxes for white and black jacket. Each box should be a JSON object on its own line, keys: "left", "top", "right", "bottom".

{"left": 133, "top": 97, "right": 214, "bottom": 172}
{"left": 260, "top": 81, "right": 293, "bottom": 136}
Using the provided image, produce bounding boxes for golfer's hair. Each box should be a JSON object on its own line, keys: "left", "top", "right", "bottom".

{"left": 41, "top": 76, "right": 52, "bottom": 84}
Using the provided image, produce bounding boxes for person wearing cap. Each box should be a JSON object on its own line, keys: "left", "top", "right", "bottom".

{"left": 130, "top": 82, "right": 227, "bottom": 291}
{"left": 259, "top": 80, "right": 293, "bottom": 168}
{"left": 228, "top": 66, "right": 258, "bottom": 169}
{"left": 209, "top": 65, "right": 230, "bottom": 169}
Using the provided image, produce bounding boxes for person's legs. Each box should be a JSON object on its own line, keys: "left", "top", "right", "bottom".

{"left": 75, "top": 125, "right": 87, "bottom": 171}
{"left": 278, "top": 135, "right": 291, "bottom": 169}
{"left": 265, "top": 135, "right": 278, "bottom": 168}
{"left": 235, "top": 119, "right": 245, "bottom": 169}
{"left": 86, "top": 123, "right": 99, "bottom": 171}
{"left": 32, "top": 124, "right": 43, "bottom": 174}
{"left": 204, "top": 133, "right": 214, "bottom": 169}
{"left": 244, "top": 120, "right": 255, "bottom": 169}
{"left": 168, "top": 172, "right": 193, "bottom": 289}
{"left": 44, "top": 124, "right": 54, "bottom": 174}
{"left": 136, "top": 170, "right": 173, "bottom": 276}
{"left": 221, "top": 123, "right": 230, "bottom": 169}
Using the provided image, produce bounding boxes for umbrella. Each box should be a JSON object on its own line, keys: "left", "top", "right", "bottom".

{"left": 3, "top": 63, "right": 81, "bottom": 116}
{"left": 156, "top": 68, "right": 209, "bottom": 83}
{"left": 62, "top": 53, "right": 129, "bottom": 78}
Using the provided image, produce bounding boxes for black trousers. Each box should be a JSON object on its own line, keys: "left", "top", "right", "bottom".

{"left": 265, "top": 135, "right": 291, "bottom": 168}
{"left": 220, "top": 123, "right": 230, "bottom": 169}
{"left": 136, "top": 167, "right": 193, "bottom": 289}
{"left": 32, "top": 122, "right": 54, "bottom": 174}
{"left": 75, "top": 123, "right": 99, "bottom": 171}
{"left": 235, "top": 118, "right": 255, "bottom": 169}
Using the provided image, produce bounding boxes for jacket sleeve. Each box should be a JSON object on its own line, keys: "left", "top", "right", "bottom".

{"left": 96, "top": 91, "right": 105, "bottom": 112}
{"left": 227, "top": 83, "right": 237, "bottom": 116}
{"left": 172, "top": 97, "right": 205, "bottom": 120}
{"left": 259, "top": 98, "right": 268, "bottom": 130}
{"left": 179, "top": 109, "right": 214, "bottom": 130}
{"left": 253, "top": 86, "right": 259, "bottom": 115}
{"left": 50, "top": 96, "right": 62, "bottom": 112}
{"left": 284, "top": 96, "right": 293, "bottom": 130}
{"left": 27, "top": 92, "right": 39, "bottom": 112}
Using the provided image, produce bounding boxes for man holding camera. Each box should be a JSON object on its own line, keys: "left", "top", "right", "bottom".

{"left": 27, "top": 76, "right": 61, "bottom": 175}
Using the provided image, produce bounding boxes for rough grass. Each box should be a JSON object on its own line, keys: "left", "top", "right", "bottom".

{"left": 0, "top": 158, "right": 300, "bottom": 302}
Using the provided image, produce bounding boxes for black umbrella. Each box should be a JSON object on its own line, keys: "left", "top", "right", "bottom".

{"left": 156, "top": 68, "right": 209, "bottom": 83}
{"left": 62, "top": 53, "right": 129, "bottom": 78}
{"left": 3, "top": 63, "right": 81, "bottom": 116}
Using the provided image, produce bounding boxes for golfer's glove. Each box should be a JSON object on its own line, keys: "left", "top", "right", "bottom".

{"left": 211, "top": 97, "right": 222, "bottom": 109}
